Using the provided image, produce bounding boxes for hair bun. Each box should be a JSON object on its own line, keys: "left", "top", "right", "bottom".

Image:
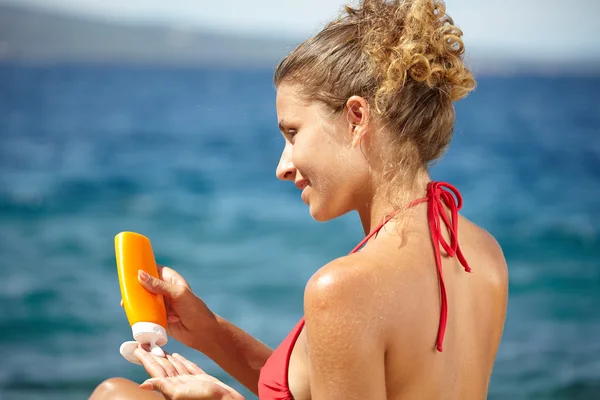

{"left": 345, "top": 0, "right": 476, "bottom": 102}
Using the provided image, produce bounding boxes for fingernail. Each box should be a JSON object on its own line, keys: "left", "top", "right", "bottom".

{"left": 138, "top": 270, "right": 149, "bottom": 281}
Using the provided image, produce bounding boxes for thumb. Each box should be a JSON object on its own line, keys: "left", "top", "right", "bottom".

{"left": 138, "top": 270, "right": 186, "bottom": 299}
{"left": 141, "top": 377, "right": 177, "bottom": 396}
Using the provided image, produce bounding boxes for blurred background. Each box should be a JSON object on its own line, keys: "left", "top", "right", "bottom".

{"left": 0, "top": 1, "right": 598, "bottom": 399}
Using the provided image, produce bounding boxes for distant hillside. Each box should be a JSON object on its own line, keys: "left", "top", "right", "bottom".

{"left": 0, "top": 4, "right": 300, "bottom": 67}
{"left": 0, "top": 4, "right": 598, "bottom": 75}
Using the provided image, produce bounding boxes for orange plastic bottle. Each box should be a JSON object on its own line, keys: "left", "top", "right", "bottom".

{"left": 115, "top": 231, "right": 168, "bottom": 364}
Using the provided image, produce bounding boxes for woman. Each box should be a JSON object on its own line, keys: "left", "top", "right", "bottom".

{"left": 90, "top": 0, "right": 508, "bottom": 399}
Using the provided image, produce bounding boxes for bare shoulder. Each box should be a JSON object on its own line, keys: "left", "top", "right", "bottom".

{"left": 303, "top": 238, "right": 440, "bottom": 318}
{"left": 304, "top": 252, "right": 378, "bottom": 311}
{"left": 463, "top": 217, "right": 505, "bottom": 257}
{"left": 460, "top": 216, "right": 509, "bottom": 289}
{"left": 303, "top": 252, "right": 388, "bottom": 333}
{"left": 302, "top": 248, "right": 424, "bottom": 336}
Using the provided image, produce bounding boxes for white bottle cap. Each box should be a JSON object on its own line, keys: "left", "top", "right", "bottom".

{"left": 119, "top": 322, "right": 168, "bottom": 364}
{"left": 131, "top": 322, "right": 168, "bottom": 347}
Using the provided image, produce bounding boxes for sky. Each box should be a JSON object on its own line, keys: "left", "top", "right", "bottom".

{"left": 1, "top": 0, "right": 598, "bottom": 62}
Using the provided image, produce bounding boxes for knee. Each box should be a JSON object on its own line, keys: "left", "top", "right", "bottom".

{"left": 89, "top": 377, "right": 137, "bottom": 400}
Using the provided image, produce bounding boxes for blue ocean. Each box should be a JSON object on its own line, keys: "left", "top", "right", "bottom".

{"left": 0, "top": 64, "right": 598, "bottom": 400}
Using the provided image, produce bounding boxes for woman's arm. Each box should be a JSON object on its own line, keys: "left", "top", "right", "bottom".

{"left": 193, "top": 314, "right": 273, "bottom": 395}
{"left": 303, "top": 257, "right": 388, "bottom": 400}
{"left": 138, "top": 269, "right": 273, "bottom": 395}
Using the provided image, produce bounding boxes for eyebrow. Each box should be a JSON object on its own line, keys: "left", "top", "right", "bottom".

{"left": 278, "top": 119, "right": 285, "bottom": 133}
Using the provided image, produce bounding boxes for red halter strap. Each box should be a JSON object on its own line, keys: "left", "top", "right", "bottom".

{"left": 349, "top": 181, "right": 472, "bottom": 351}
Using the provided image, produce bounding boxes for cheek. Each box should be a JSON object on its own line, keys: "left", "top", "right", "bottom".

{"left": 314, "top": 153, "right": 350, "bottom": 195}
{"left": 293, "top": 128, "right": 356, "bottom": 188}
{"left": 291, "top": 136, "right": 320, "bottom": 173}
{"left": 329, "top": 151, "right": 370, "bottom": 194}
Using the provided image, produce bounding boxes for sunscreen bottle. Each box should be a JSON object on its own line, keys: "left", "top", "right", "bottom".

{"left": 115, "top": 231, "right": 168, "bottom": 364}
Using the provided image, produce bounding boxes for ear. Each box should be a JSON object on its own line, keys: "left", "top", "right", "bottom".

{"left": 345, "top": 96, "right": 370, "bottom": 148}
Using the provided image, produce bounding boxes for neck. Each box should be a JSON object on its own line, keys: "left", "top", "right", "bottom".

{"left": 356, "top": 168, "right": 431, "bottom": 235}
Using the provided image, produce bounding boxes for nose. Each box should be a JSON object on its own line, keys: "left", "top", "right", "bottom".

{"left": 276, "top": 143, "right": 296, "bottom": 182}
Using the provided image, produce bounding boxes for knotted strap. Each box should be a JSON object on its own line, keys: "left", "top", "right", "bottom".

{"left": 350, "top": 181, "right": 472, "bottom": 352}
{"left": 411, "top": 182, "right": 472, "bottom": 351}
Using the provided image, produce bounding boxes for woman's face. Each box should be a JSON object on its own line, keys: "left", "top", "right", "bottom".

{"left": 275, "top": 83, "right": 371, "bottom": 221}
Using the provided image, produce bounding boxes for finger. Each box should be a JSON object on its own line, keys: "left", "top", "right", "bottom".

{"left": 157, "top": 265, "right": 176, "bottom": 285}
{"left": 166, "top": 353, "right": 190, "bottom": 375}
{"left": 151, "top": 352, "right": 179, "bottom": 378}
{"left": 171, "top": 353, "right": 206, "bottom": 375}
{"left": 142, "top": 377, "right": 206, "bottom": 399}
{"left": 138, "top": 270, "right": 186, "bottom": 299}
{"left": 134, "top": 347, "right": 167, "bottom": 378}
{"left": 134, "top": 347, "right": 178, "bottom": 378}
{"left": 159, "top": 264, "right": 192, "bottom": 290}
{"left": 157, "top": 264, "right": 166, "bottom": 279}
{"left": 151, "top": 375, "right": 244, "bottom": 400}
{"left": 120, "top": 299, "right": 123, "bottom": 308}
{"left": 140, "top": 377, "right": 177, "bottom": 394}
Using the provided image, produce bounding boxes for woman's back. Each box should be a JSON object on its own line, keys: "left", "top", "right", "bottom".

{"left": 363, "top": 211, "right": 508, "bottom": 399}
{"left": 283, "top": 200, "right": 508, "bottom": 400}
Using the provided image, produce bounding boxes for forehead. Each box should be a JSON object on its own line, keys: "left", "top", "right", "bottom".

{"left": 276, "top": 83, "right": 331, "bottom": 125}
{"left": 275, "top": 84, "right": 306, "bottom": 115}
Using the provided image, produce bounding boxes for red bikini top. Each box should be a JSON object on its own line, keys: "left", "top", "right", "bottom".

{"left": 257, "top": 181, "right": 472, "bottom": 400}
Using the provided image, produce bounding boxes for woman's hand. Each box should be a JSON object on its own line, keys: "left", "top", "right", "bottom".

{"left": 121, "top": 264, "right": 219, "bottom": 351}
{"left": 134, "top": 347, "right": 244, "bottom": 400}
{"left": 134, "top": 345, "right": 205, "bottom": 378}
{"left": 121, "top": 264, "right": 271, "bottom": 395}
{"left": 140, "top": 375, "right": 244, "bottom": 400}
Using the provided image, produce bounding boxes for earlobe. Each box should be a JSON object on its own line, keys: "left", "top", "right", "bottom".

{"left": 351, "top": 125, "right": 364, "bottom": 148}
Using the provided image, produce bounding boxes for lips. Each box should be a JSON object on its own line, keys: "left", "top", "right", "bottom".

{"left": 295, "top": 179, "right": 309, "bottom": 191}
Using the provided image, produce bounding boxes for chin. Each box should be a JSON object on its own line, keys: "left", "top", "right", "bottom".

{"left": 304, "top": 186, "right": 354, "bottom": 222}
{"left": 308, "top": 207, "right": 332, "bottom": 222}
{"left": 307, "top": 200, "right": 347, "bottom": 222}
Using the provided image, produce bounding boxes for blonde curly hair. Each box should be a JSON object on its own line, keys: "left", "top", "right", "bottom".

{"left": 274, "top": 0, "right": 476, "bottom": 174}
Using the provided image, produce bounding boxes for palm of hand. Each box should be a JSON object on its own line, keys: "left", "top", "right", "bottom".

{"left": 134, "top": 350, "right": 243, "bottom": 400}
{"left": 142, "top": 374, "right": 244, "bottom": 400}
